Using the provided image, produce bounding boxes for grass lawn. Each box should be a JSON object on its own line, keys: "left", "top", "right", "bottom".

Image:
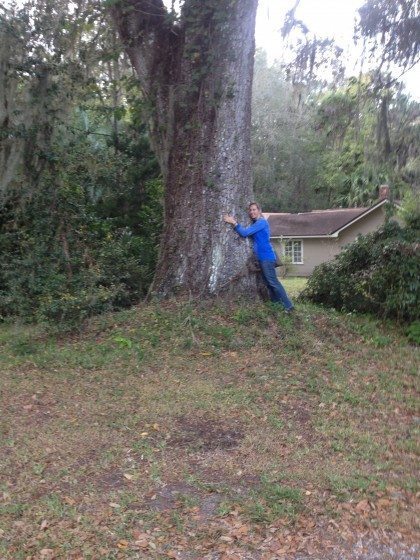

{"left": 279, "top": 277, "right": 307, "bottom": 299}
{"left": 0, "top": 294, "right": 418, "bottom": 559}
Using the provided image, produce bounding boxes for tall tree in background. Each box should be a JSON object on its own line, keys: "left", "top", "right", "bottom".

{"left": 252, "top": 52, "right": 322, "bottom": 212}
{"left": 356, "top": 0, "right": 419, "bottom": 168}
{"left": 357, "top": 0, "right": 419, "bottom": 77}
{"left": 111, "top": 0, "right": 259, "bottom": 299}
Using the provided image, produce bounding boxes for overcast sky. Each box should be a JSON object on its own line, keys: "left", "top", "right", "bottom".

{"left": 256, "top": 0, "right": 363, "bottom": 52}
{"left": 255, "top": 0, "right": 419, "bottom": 100}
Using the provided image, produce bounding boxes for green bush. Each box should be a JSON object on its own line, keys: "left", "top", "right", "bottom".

{"left": 0, "top": 176, "right": 162, "bottom": 331}
{"left": 406, "top": 321, "right": 420, "bottom": 345}
{"left": 301, "top": 221, "right": 420, "bottom": 322}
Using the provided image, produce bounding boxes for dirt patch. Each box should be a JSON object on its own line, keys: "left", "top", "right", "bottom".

{"left": 280, "top": 402, "right": 312, "bottom": 425}
{"left": 5, "top": 393, "right": 57, "bottom": 427}
{"left": 311, "top": 315, "right": 358, "bottom": 346}
{"left": 138, "top": 482, "right": 224, "bottom": 519}
{"left": 94, "top": 469, "right": 126, "bottom": 490}
{"left": 142, "top": 483, "right": 200, "bottom": 512}
{"left": 169, "top": 415, "right": 244, "bottom": 451}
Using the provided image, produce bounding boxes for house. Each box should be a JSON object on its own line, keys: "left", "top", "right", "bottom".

{"left": 265, "top": 185, "right": 396, "bottom": 277}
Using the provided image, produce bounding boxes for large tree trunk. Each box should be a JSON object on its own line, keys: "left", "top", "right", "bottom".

{"left": 112, "top": 0, "right": 259, "bottom": 298}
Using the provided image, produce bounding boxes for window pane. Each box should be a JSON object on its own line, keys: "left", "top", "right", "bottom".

{"left": 284, "top": 240, "right": 302, "bottom": 263}
{"left": 285, "top": 241, "right": 293, "bottom": 259}
{"left": 293, "top": 242, "right": 302, "bottom": 262}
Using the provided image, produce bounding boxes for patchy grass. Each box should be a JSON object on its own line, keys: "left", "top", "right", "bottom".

{"left": 281, "top": 276, "right": 307, "bottom": 299}
{"left": 0, "top": 296, "right": 418, "bottom": 559}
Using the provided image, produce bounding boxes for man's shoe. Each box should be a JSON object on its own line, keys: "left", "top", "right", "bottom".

{"left": 285, "top": 307, "right": 295, "bottom": 314}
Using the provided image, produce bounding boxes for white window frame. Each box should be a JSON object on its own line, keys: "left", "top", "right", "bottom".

{"left": 284, "top": 239, "right": 303, "bottom": 264}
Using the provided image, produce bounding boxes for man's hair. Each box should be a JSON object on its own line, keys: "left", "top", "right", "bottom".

{"left": 248, "top": 202, "right": 262, "bottom": 211}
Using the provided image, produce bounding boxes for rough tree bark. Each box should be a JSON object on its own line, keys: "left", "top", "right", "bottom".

{"left": 111, "top": 0, "right": 260, "bottom": 298}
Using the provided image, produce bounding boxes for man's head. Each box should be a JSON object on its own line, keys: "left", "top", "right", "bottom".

{"left": 248, "top": 202, "right": 262, "bottom": 221}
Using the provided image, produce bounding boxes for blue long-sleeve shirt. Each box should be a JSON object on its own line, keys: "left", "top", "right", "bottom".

{"left": 234, "top": 217, "right": 276, "bottom": 261}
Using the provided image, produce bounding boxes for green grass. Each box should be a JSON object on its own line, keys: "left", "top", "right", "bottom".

{"left": 281, "top": 276, "right": 308, "bottom": 298}
{"left": 0, "top": 294, "right": 418, "bottom": 558}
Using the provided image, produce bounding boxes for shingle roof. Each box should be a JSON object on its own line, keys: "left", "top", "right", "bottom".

{"left": 265, "top": 207, "right": 370, "bottom": 237}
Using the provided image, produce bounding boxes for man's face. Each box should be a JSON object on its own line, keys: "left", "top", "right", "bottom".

{"left": 248, "top": 204, "right": 261, "bottom": 221}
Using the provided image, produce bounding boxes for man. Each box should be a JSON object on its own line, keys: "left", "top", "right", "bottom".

{"left": 223, "top": 203, "right": 294, "bottom": 312}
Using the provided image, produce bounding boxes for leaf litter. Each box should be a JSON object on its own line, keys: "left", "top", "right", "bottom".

{"left": 0, "top": 299, "right": 418, "bottom": 558}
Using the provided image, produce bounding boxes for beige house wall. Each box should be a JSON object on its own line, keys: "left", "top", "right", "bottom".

{"left": 272, "top": 205, "right": 390, "bottom": 277}
{"left": 337, "top": 205, "right": 387, "bottom": 248}
{"left": 272, "top": 238, "right": 340, "bottom": 277}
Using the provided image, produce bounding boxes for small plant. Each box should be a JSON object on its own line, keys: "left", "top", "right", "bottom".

{"left": 406, "top": 320, "right": 420, "bottom": 345}
{"left": 277, "top": 255, "right": 293, "bottom": 278}
{"left": 216, "top": 500, "right": 233, "bottom": 517}
{"left": 267, "top": 415, "right": 285, "bottom": 430}
{"left": 245, "top": 476, "right": 303, "bottom": 522}
{"left": 114, "top": 336, "right": 133, "bottom": 349}
{"left": 369, "top": 334, "right": 391, "bottom": 347}
{"left": 10, "top": 338, "right": 38, "bottom": 356}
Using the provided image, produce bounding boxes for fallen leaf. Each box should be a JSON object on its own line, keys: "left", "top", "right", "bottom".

{"left": 40, "top": 549, "right": 55, "bottom": 560}
{"left": 377, "top": 498, "right": 391, "bottom": 508}
{"left": 219, "top": 536, "right": 234, "bottom": 543}
{"left": 232, "top": 524, "right": 250, "bottom": 538}
{"left": 355, "top": 499, "right": 370, "bottom": 512}
{"left": 63, "top": 496, "right": 76, "bottom": 505}
{"left": 306, "top": 543, "right": 316, "bottom": 555}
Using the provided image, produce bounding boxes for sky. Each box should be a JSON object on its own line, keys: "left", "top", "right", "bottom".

{"left": 256, "top": 0, "right": 363, "bottom": 54}
{"left": 255, "top": 0, "right": 420, "bottom": 100}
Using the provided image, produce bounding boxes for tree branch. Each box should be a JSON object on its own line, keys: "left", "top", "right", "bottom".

{"left": 111, "top": 0, "right": 170, "bottom": 50}
{"left": 110, "top": 0, "right": 182, "bottom": 177}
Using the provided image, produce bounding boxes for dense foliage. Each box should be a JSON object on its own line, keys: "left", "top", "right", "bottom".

{"left": 301, "top": 218, "right": 420, "bottom": 323}
{"left": 252, "top": 56, "right": 420, "bottom": 213}
{"left": 0, "top": 2, "right": 162, "bottom": 330}
{"left": 0, "top": 139, "right": 162, "bottom": 330}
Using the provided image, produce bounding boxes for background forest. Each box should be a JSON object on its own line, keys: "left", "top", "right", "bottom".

{"left": 0, "top": 0, "right": 419, "bottom": 329}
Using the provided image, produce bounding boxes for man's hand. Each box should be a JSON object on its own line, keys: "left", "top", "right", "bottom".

{"left": 223, "top": 214, "right": 237, "bottom": 226}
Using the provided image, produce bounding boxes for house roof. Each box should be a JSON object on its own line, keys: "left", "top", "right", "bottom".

{"left": 264, "top": 199, "right": 389, "bottom": 238}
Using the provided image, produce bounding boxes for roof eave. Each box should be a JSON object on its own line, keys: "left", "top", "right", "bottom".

{"left": 271, "top": 233, "right": 339, "bottom": 239}
{"left": 329, "top": 198, "right": 391, "bottom": 236}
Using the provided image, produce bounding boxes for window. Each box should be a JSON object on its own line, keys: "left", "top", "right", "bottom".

{"left": 284, "top": 240, "right": 303, "bottom": 264}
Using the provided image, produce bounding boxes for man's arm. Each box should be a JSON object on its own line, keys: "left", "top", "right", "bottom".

{"left": 234, "top": 219, "right": 266, "bottom": 238}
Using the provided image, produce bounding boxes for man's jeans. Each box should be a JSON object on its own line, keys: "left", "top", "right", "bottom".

{"left": 259, "top": 260, "right": 294, "bottom": 310}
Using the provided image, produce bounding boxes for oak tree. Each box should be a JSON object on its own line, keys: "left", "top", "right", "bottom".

{"left": 111, "top": 0, "right": 260, "bottom": 298}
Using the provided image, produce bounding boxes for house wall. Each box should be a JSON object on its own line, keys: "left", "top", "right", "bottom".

{"left": 272, "top": 205, "right": 390, "bottom": 277}
{"left": 337, "top": 205, "right": 387, "bottom": 248}
{"left": 272, "top": 238, "right": 340, "bottom": 277}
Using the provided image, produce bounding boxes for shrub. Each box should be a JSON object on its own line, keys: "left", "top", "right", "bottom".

{"left": 0, "top": 177, "right": 163, "bottom": 331}
{"left": 301, "top": 221, "right": 420, "bottom": 322}
{"left": 406, "top": 321, "right": 420, "bottom": 345}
